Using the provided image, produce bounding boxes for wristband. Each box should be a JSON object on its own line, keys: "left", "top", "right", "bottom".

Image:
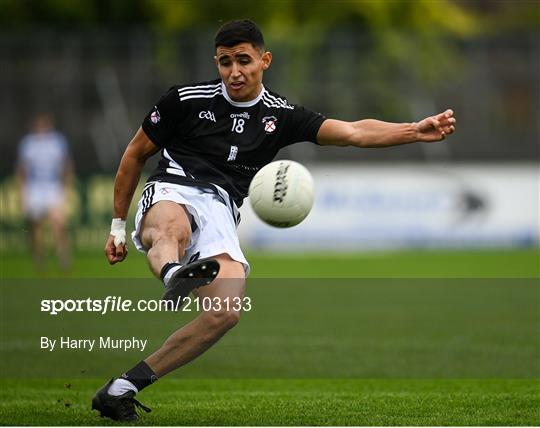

{"left": 111, "top": 218, "right": 127, "bottom": 247}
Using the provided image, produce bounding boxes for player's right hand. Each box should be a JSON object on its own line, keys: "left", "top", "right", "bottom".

{"left": 104, "top": 234, "right": 128, "bottom": 264}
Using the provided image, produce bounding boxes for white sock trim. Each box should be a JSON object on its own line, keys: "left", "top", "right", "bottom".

{"left": 108, "top": 378, "right": 139, "bottom": 396}
{"left": 163, "top": 264, "right": 182, "bottom": 287}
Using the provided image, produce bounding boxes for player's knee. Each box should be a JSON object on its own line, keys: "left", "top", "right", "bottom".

{"left": 203, "top": 308, "right": 241, "bottom": 334}
{"left": 150, "top": 222, "right": 191, "bottom": 249}
{"left": 223, "top": 309, "right": 241, "bottom": 329}
{"left": 214, "top": 255, "right": 246, "bottom": 279}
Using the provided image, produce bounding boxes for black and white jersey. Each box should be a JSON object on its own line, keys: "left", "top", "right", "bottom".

{"left": 141, "top": 79, "right": 325, "bottom": 207}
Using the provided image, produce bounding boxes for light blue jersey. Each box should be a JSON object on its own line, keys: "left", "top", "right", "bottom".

{"left": 18, "top": 130, "right": 70, "bottom": 218}
{"left": 18, "top": 131, "right": 68, "bottom": 185}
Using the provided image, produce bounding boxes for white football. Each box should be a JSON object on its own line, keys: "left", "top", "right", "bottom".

{"left": 248, "top": 160, "right": 314, "bottom": 228}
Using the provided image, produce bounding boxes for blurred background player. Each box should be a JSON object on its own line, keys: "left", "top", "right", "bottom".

{"left": 16, "top": 113, "right": 73, "bottom": 271}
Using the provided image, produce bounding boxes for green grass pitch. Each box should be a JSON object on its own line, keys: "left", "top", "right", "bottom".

{"left": 2, "top": 248, "right": 539, "bottom": 278}
{"left": 1, "top": 248, "right": 539, "bottom": 425}
{"left": 1, "top": 379, "right": 538, "bottom": 426}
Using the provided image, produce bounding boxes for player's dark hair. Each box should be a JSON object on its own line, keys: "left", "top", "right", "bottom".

{"left": 214, "top": 19, "right": 265, "bottom": 51}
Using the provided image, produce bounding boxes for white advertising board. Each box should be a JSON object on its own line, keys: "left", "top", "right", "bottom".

{"left": 238, "top": 163, "right": 539, "bottom": 250}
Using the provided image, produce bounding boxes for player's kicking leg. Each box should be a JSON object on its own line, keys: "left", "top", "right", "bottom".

{"left": 144, "top": 254, "right": 245, "bottom": 377}
{"left": 92, "top": 255, "right": 245, "bottom": 421}
{"left": 92, "top": 199, "right": 245, "bottom": 421}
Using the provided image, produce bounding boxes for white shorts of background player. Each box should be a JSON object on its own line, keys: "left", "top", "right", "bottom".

{"left": 23, "top": 183, "right": 65, "bottom": 220}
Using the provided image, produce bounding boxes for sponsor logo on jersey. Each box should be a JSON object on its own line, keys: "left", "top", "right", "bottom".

{"left": 230, "top": 112, "right": 250, "bottom": 120}
{"left": 227, "top": 145, "right": 238, "bottom": 162}
{"left": 199, "top": 110, "right": 216, "bottom": 122}
{"left": 262, "top": 116, "right": 277, "bottom": 134}
{"left": 150, "top": 108, "right": 160, "bottom": 124}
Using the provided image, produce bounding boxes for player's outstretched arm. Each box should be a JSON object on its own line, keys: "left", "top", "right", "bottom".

{"left": 317, "top": 109, "right": 456, "bottom": 147}
{"left": 104, "top": 127, "right": 160, "bottom": 265}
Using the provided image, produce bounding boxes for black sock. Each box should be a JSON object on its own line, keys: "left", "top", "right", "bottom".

{"left": 160, "top": 262, "right": 181, "bottom": 282}
{"left": 121, "top": 361, "right": 158, "bottom": 392}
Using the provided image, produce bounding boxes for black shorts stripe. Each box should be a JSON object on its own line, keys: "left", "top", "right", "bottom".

{"left": 228, "top": 194, "right": 241, "bottom": 226}
{"left": 141, "top": 183, "right": 155, "bottom": 214}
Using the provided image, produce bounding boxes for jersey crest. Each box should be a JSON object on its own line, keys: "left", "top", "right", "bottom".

{"left": 262, "top": 116, "right": 277, "bottom": 134}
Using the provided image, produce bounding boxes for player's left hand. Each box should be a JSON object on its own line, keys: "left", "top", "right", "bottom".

{"left": 415, "top": 109, "right": 456, "bottom": 142}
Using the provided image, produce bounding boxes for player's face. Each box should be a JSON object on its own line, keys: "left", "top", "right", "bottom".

{"left": 215, "top": 43, "right": 271, "bottom": 102}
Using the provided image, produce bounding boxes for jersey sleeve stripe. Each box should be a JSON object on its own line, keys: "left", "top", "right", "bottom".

{"left": 178, "top": 87, "right": 222, "bottom": 96}
{"left": 262, "top": 93, "right": 294, "bottom": 110}
{"left": 262, "top": 98, "right": 279, "bottom": 109}
{"left": 177, "top": 83, "right": 221, "bottom": 93}
{"left": 179, "top": 92, "right": 222, "bottom": 101}
{"left": 264, "top": 91, "right": 294, "bottom": 109}
{"left": 262, "top": 94, "right": 280, "bottom": 107}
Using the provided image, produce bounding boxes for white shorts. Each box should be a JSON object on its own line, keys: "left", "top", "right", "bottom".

{"left": 132, "top": 181, "right": 250, "bottom": 276}
{"left": 23, "top": 183, "right": 64, "bottom": 220}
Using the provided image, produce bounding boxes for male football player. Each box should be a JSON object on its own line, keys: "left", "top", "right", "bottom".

{"left": 93, "top": 19, "right": 456, "bottom": 421}
{"left": 17, "top": 113, "right": 73, "bottom": 271}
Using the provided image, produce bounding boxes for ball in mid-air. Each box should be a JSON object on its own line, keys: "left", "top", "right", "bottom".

{"left": 248, "top": 160, "right": 314, "bottom": 228}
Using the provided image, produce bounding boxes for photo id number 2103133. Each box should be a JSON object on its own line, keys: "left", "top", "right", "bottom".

{"left": 181, "top": 296, "right": 252, "bottom": 312}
